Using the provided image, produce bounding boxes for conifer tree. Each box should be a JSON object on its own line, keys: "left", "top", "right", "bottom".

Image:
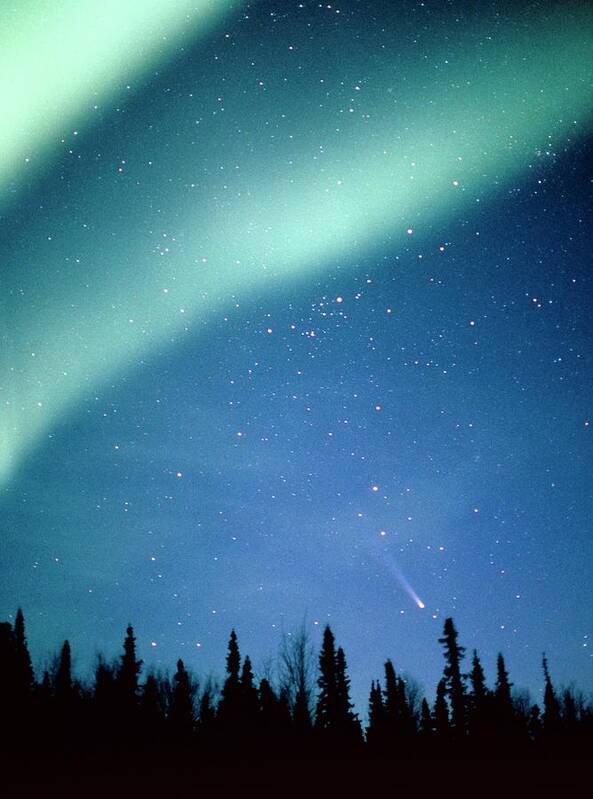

{"left": 419, "top": 698, "right": 432, "bottom": 737}
{"left": 335, "top": 646, "right": 362, "bottom": 744}
{"left": 433, "top": 678, "right": 450, "bottom": 738}
{"left": 240, "top": 656, "right": 255, "bottom": 694}
{"left": 226, "top": 630, "right": 241, "bottom": 684}
{"left": 367, "top": 680, "right": 386, "bottom": 749}
{"left": 39, "top": 670, "right": 52, "bottom": 699}
{"left": 528, "top": 703, "right": 542, "bottom": 742}
{"left": 315, "top": 627, "right": 360, "bottom": 749}
{"left": 0, "top": 622, "right": 20, "bottom": 735}
{"left": 562, "top": 688, "right": 578, "bottom": 736}
{"left": 439, "top": 617, "right": 466, "bottom": 738}
{"left": 36, "top": 669, "right": 53, "bottom": 742}
{"left": 14, "top": 608, "right": 34, "bottom": 694}
{"left": 258, "top": 677, "right": 279, "bottom": 730}
{"left": 140, "top": 673, "right": 165, "bottom": 739}
{"left": 0, "top": 622, "right": 17, "bottom": 686}
{"left": 118, "top": 625, "right": 142, "bottom": 705}
{"left": 397, "top": 676, "right": 416, "bottom": 736}
{"left": 493, "top": 653, "right": 514, "bottom": 735}
{"left": 170, "top": 659, "right": 195, "bottom": 738}
{"left": 197, "top": 685, "right": 217, "bottom": 742}
{"left": 55, "top": 640, "right": 73, "bottom": 700}
{"left": 315, "top": 625, "right": 338, "bottom": 731}
{"left": 95, "top": 657, "right": 116, "bottom": 704}
{"left": 258, "top": 678, "right": 291, "bottom": 749}
{"left": 383, "top": 659, "right": 415, "bottom": 739}
{"left": 239, "top": 655, "right": 260, "bottom": 728}
{"left": 468, "top": 649, "right": 489, "bottom": 738}
{"left": 93, "top": 656, "right": 118, "bottom": 747}
{"left": 542, "top": 654, "right": 561, "bottom": 736}
{"left": 218, "top": 629, "right": 243, "bottom": 734}
{"left": 383, "top": 659, "right": 399, "bottom": 729}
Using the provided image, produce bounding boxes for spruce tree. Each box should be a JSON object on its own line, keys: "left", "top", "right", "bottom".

{"left": 468, "top": 649, "right": 489, "bottom": 738}
{"left": 438, "top": 617, "right": 466, "bottom": 739}
{"left": 240, "top": 655, "right": 260, "bottom": 728}
{"left": 493, "top": 653, "right": 515, "bottom": 737}
{"left": 94, "top": 656, "right": 118, "bottom": 748}
{"left": 14, "top": 608, "right": 34, "bottom": 694}
{"left": 226, "top": 630, "right": 241, "bottom": 684}
{"left": 258, "top": 677, "right": 280, "bottom": 731}
{"left": 258, "top": 678, "right": 291, "bottom": 751}
{"left": 197, "top": 685, "right": 217, "bottom": 743}
{"left": 528, "top": 703, "right": 542, "bottom": 743}
{"left": 140, "top": 673, "right": 165, "bottom": 740}
{"left": 384, "top": 659, "right": 415, "bottom": 739}
{"left": 383, "top": 659, "right": 399, "bottom": 730}
{"left": 0, "top": 622, "right": 20, "bottom": 735}
{"left": 419, "top": 698, "right": 432, "bottom": 737}
{"left": 170, "top": 659, "right": 195, "bottom": 738}
{"left": 367, "top": 680, "right": 386, "bottom": 749}
{"left": 433, "top": 678, "right": 450, "bottom": 738}
{"left": 55, "top": 640, "right": 73, "bottom": 700}
{"left": 218, "top": 629, "right": 243, "bottom": 736}
{"left": 334, "top": 646, "right": 362, "bottom": 745}
{"left": 397, "top": 676, "right": 415, "bottom": 736}
{"left": 315, "top": 625, "right": 338, "bottom": 731}
{"left": 118, "top": 625, "right": 142, "bottom": 703}
{"left": 542, "top": 654, "right": 560, "bottom": 736}
{"left": 562, "top": 689, "right": 578, "bottom": 736}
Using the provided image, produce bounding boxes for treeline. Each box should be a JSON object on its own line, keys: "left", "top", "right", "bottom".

{"left": 1, "top": 610, "right": 592, "bottom": 766}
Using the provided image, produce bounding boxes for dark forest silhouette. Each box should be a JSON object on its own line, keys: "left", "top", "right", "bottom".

{"left": 1, "top": 608, "right": 591, "bottom": 790}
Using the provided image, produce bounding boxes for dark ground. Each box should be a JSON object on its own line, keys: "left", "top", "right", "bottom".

{"left": 3, "top": 755, "right": 591, "bottom": 796}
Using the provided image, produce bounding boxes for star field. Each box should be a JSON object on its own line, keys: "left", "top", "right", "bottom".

{"left": 1, "top": 0, "right": 593, "bottom": 714}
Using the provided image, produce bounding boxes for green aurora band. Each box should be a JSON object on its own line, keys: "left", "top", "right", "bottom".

{"left": 0, "top": 0, "right": 239, "bottom": 209}
{"left": 2, "top": 3, "right": 593, "bottom": 484}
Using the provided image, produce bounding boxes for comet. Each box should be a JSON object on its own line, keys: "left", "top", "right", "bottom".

{"left": 388, "top": 561, "right": 426, "bottom": 611}
{"left": 369, "top": 543, "right": 426, "bottom": 610}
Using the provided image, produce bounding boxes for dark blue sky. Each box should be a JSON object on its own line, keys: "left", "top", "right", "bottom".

{"left": 2, "top": 0, "right": 592, "bottom": 714}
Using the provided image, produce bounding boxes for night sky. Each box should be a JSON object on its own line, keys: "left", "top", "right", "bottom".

{"left": 2, "top": 0, "right": 593, "bottom": 715}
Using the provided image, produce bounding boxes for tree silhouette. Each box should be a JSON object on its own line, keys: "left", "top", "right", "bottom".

{"left": 140, "top": 673, "right": 166, "bottom": 744}
{"left": 542, "top": 654, "right": 561, "bottom": 737}
{"left": 55, "top": 640, "right": 73, "bottom": 700}
{"left": 439, "top": 617, "right": 467, "bottom": 739}
{"left": 562, "top": 688, "right": 579, "bottom": 741}
{"left": 334, "top": 646, "right": 362, "bottom": 747}
{"left": 217, "top": 629, "right": 245, "bottom": 745}
{"left": 197, "top": 681, "right": 217, "bottom": 746}
{"left": 279, "top": 624, "right": 314, "bottom": 737}
{"left": 13, "top": 608, "right": 34, "bottom": 695}
{"left": 433, "top": 678, "right": 450, "bottom": 739}
{"left": 419, "top": 698, "right": 432, "bottom": 738}
{"left": 468, "top": 649, "right": 490, "bottom": 741}
{"left": 170, "top": 659, "right": 195, "bottom": 739}
{"left": 118, "top": 625, "right": 143, "bottom": 711}
{"left": 1, "top": 606, "right": 592, "bottom": 776}
{"left": 314, "top": 626, "right": 360, "bottom": 751}
{"left": 239, "top": 655, "right": 260, "bottom": 737}
{"left": 492, "top": 653, "right": 516, "bottom": 740}
{"left": 258, "top": 677, "right": 291, "bottom": 753}
{"left": 367, "top": 679, "right": 386, "bottom": 750}
{"left": 315, "top": 625, "right": 338, "bottom": 732}
{"left": 0, "top": 621, "right": 20, "bottom": 737}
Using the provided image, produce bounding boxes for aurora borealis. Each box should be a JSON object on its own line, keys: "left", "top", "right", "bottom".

{"left": 2, "top": 1, "right": 593, "bottom": 711}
